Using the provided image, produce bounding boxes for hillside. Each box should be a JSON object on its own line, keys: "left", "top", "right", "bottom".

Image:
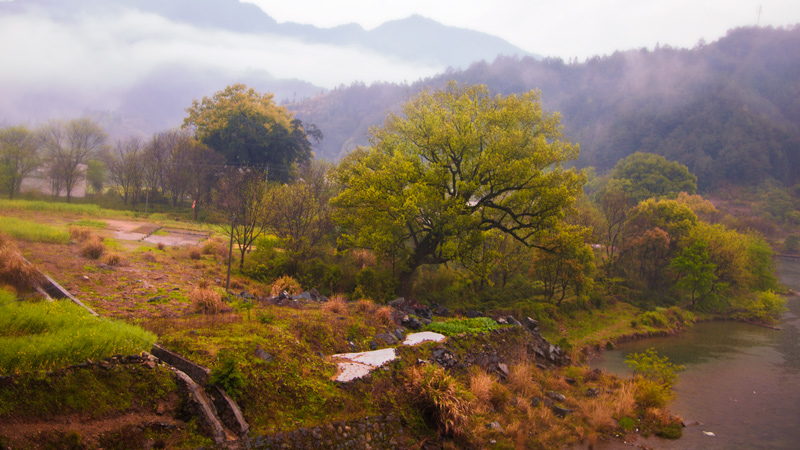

{"left": 291, "top": 25, "right": 800, "bottom": 190}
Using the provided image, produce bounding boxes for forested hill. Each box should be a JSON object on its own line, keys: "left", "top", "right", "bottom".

{"left": 292, "top": 26, "right": 800, "bottom": 190}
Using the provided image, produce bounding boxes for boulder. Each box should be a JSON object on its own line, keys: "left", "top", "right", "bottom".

{"left": 254, "top": 348, "right": 273, "bottom": 363}
{"left": 374, "top": 332, "right": 398, "bottom": 346}
{"left": 546, "top": 391, "right": 566, "bottom": 402}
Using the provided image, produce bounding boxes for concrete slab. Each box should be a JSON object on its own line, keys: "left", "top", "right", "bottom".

{"left": 403, "top": 332, "right": 446, "bottom": 346}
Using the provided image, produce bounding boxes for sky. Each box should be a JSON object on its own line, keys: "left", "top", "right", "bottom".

{"left": 244, "top": 0, "right": 800, "bottom": 60}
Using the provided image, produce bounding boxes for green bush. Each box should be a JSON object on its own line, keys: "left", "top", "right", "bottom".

{"left": 353, "top": 267, "right": 396, "bottom": 302}
{"left": 426, "top": 317, "right": 504, "bottom": 336}
{"left": 209, "top": 353, "right": 245, "bottom": 399}
{"left": 625, "top": 348, "right": 684, "bottom": 387}
{"left": 785, "top": 235, "right": 800, "bottom": 253}
{"left": 735, "top": 290, "right": 787, "bottom": 324}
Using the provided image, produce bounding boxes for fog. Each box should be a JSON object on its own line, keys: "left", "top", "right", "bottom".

{"left": 0, "top": 5, "right": 442, "bottom": 126}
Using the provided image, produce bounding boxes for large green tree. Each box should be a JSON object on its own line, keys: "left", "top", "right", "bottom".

{"left": 183, "top": 84, "right": 314, "bottom": 182}
{"left": 332, "top": 83, "right": 584, "bottom": 296}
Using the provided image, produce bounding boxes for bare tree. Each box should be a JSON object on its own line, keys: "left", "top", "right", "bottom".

{"left": 161, "top": 129, "right": 195, "bottom": 207}
{"left": 105, "top": 136, "right": 145, "bottom": 206}
{"left": 265, "top": 161, "right": 335, "bottom": 263}
{"left": 0, "top": 125, "right": 40, "bottom": 199}
{"left": 215, "top": 169, "right": 269, "bottom": 270}
{"left": 39, "top": 118, "right": 108, "bottom": 202}
{"left": 185, "top": 141, "right": 225, "bottom": 221}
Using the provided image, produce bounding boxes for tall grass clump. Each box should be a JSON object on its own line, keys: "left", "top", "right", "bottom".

{"left": 80, "top": 236, "right": 105, "bottom": 259}
{"left": 269, "top": 275, "right": 302, "bottom": 297}
{"left": 0, "top": 298, "right": 156, "bottom": 374}
{"left": 0, "top": 217, "right": 69, "bottom": 244}
{"left": 191, "top": 287, "right": 226, "bottom": 315}
{"left": 0, "top": 234, "right": 45, "bottom": 290}
{"left": 406, "top": 364, "right": 474, "bottom": 438}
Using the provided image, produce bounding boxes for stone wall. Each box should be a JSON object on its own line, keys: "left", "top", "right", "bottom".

{"left": 206, "top": 415, "right": 405, "bottom": 450}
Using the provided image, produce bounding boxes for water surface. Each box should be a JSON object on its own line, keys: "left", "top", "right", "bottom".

{"left": 590, "top": 258, "right": 800, "bottom": 449}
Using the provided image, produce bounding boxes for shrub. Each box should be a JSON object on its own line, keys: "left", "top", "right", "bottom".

{"left": 406, "top": 364, "right": 473, "bottom": 438}
{"left": 269, "top": 275, "right": 302, "bottom": 297}
{"left": 784, "top": 235, "right": 800, "bottom": 253}
{"left": 209, "top": 353, "right": 245, "bottom": 398}
{"left": 638, "top": 310, "right": 669, "bottom": 329}
{"left": 80, "top": 236, "right": 105, "bottom": 259}
{"left": 69, "top": 226, "right": 93, "bottom": 242}
{"left": 425, "top": 317, "right": 503, "bottom": 336}
{"left": 735, "top": 290, "right": 787, "bottom": 324}
{"left": 634, "top": 379, "right": 674, "bottom": 409}
{"left": 625, "top": 348, "right": 683, "bottom": 387}
{"left": 191, "top": 287, "right": 225, "bottom": 315}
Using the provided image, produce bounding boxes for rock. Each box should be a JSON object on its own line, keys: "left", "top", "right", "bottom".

{"left": 393, "top": 328, "right": 405, "bottom": 340}
{"left": 254, "top": 348, "right": 273, "bottom": 363}
{"left": 400, "top": 315, "right": 422, "bottom": 330}
{"left": 486, "top": 421, "right": 504, "bottom": 432}
{"left": 430, "top": 303, "right": 450, "bottom": 317}
{"left": 584, "top": 368, "right": 602, "bottom": 382}
{"left": 142, "top": 360, "right": 157, "bottom": 369}
{"left": 414, "top": 306, "right": 433, "bottom": 321}
{"left": 147, "top": 296, "right": 164, "bottom": 303}
{"left": 388, "top": 298, "right": 405, "bottom": 308}
{"left": 585, "top": 388, "right": 600, "bottom": 397}
{"left": 465, "top": 310, "right": 482, "bottom": 318}
{"left": 496, "top": 317, "right": 508, "bottom": 325}
{"left": 431, "top": 347, "right": 458, "bottom": 368}
{"left": 374, "top": 332, "right": 398, "bottom": 345}
{"left": 239, "top": 290, "right": 253, "bottom": 299}
{"left": 506, "top": 315, "right": 523, "bottom": 327}
{"left": 546, "top": 391, "right": 566, "bottom": 402}
{"left": 497, "top": 363, "right": 509, "bottom": 378}
{"left": 551, "top": 405, "right": 572, "bottom": 417}
{"left": 278, "top": 290, "right": 290, "bottom": 300}
{"left": 565, "top": 377, "right": 577, "bottom": 385}
{"left": 309, "top": 288, "right": 324, "bottom": 302}
{"left": 682, "top": 420, "right": 702, "bottom": 427}
{"left": 530, "top": 396, "right": 541, "bottom": 407}
{"left": 523, "top": 317, "right": 539, "bottom": 332}
{"left": 98, "top": 360, "right": 111, "bottom": 370}
{"left": 369, "top": 341, "right": 378, "bottom": 350}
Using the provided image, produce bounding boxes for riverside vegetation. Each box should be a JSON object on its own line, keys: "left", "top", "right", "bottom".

{"left": 0, "top": 82, "right": 794, "bottom": 449}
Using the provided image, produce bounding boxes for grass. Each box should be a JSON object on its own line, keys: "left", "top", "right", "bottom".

{"left": 0, "top": 216, "right": 70, "bottom": 244}
{"left": 0, "top": 296, "right": 157, "bottom": 374}
{"left": 69, "top": 219, "right": 108, "bottom": 228}
{"left": 426, "top": 317, "right": 506, "bottom": 336}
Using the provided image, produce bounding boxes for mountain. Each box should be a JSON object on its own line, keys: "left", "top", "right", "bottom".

{"left": 289, "top": 26, "right": 800, "bottom": 190}
{"left": 0, "top": 0, "right": 532, "bottom": 138}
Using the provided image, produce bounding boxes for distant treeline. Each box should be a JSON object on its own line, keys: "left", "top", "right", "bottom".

{"left": 292, "top": 26, "right": 800, "bottom": 190}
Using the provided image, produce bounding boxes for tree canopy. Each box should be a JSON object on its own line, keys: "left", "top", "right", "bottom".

{"left": 332, "top": 82, "right": 584, "bottom": 295}
{"left": 611, "top": 152, "right": 697, "bottom": 202}
{"left": 183, "top": 84, "right": 314, "bottom": 181}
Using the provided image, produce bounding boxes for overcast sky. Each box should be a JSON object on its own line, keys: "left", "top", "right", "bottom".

{"left": 244, "top": 0, "right": 800, "bottom": 60}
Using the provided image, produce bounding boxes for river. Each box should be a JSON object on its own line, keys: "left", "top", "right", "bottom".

{"left": 589, "top": 258, "right": 800, "bottom": 449}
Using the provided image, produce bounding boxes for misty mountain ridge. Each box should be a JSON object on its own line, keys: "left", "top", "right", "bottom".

{"left": 289, "top": 26, "right": 800, "bottom": 190}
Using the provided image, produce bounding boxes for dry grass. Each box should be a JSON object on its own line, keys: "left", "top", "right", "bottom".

{"left": 191, "top": 287, "right": 226, "bottom": 315}
{"left": 0, "top": 234, "right": 44, "bottom": 290}
{"left": 156, "top": 242, "right": 165, "bottom": 251}
{"left": 142, "top": 252, "right": 157, "bottom": 263}
{"left": 68, "top": 226, "right": 92, "bottom": 242}
{"left": 580, "top": 398, "right": 616, "bottom": 431}
{"left": 322, "top": 295, "right": 347, "bottom": 314}
{"left": 269, "top": 275, "right": 302, "bottom": 297}
{"left": 188, "top": 246, "right": 202, "bottom": 260}
{"left": 468, "top": 370, "right": 496, "bottom": 413}
{"left": 406, "top": 364, "right": 473, "bottom": 438}
{"left": 354, "top": 298, "right": 377, "bottom": 314}
{"left": 375, "top": 305, "right": 394, "bottom": 327}
{"left": 351, "top": 249, "right": 376, "bottom": 268}
{"left": 103, "top": 252, "right": 121, "bottom": 266}
{"left": 80, "top": 236, "right": 105, "bottom": 259}
{"left": 613, "top": 380, "right": 637, "bottom": 419}
{"left": 508, "top": 362, "right": 538, "bottom": 397}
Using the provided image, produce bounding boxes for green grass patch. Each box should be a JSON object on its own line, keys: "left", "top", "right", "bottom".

{"left": 0, "top": 297, "right": 156, "bottom": 374}
{"left": 69, "top": 219, "right": 108, "bottom": 228}
{"left": 0, "top": 216, "right": 70, "bottom": 244}
{"left": 425, "top": 317, "right": 505, "bottom": 336}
